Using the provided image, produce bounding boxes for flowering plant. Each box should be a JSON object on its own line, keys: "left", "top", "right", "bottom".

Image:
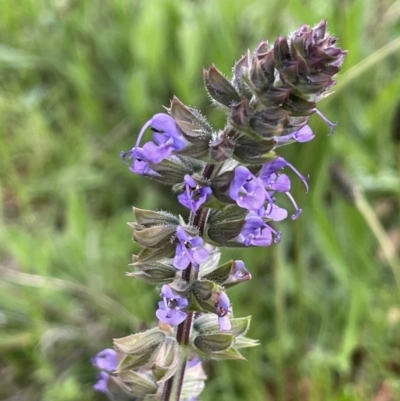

{"left": 93, "top": 21, "right": 346, "bottom": 401}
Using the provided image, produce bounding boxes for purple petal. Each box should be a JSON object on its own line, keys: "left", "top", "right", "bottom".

{"left": 93, "top": 372, "right": 110, "bottom": 393}
{"left": 156, "top": 308, "right": 187, "bottom": 326}
{"left": 176, "top": 226, "right": 190, "bottom": 242}
{"left": 192, "top": 247, "right": 209, "bottom": 265}
{"left": 295, "top": 125, "right": 315, "bottom": 142}
{"left": 161, "top": 284, "right": 177, "bottom": 299}
{"left": 269, "top": 174, "right": 291, "bottom": 192}
{"left": 236, "top": 186, "right": 266, "bottom": 210}
{"left": 91, "top": 349, "right": 118, "bottom": 371}
{"left": 151, "top": 113, "right": 181, "bottom": 137}
{"left": 143, "top": 141, "right": 173, "bottom": 164}
{"left": 173, "top": 245, "right": 191, "bottom": 270}
{"left": 218, "top": 315, "right": 231, "bottom": 331}
{"left": 263, "top": 204, "right": 288, "bottom": 221}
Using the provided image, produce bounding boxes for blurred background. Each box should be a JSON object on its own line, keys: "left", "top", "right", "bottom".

{"left": 1, "top": 0, "right": 400, "bottom": 400}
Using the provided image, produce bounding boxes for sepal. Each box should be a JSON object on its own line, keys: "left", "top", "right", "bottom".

{"left": 167, "top": 96, "right": 212, "bottom": 159}
{"left": 203, "top": 64, "right": 241, "bottom": 109}
{"left": 194, "top": 333, "right": 235, "bottom": 353}
{"left": 131, "top": 223, "right": 177, "bottom": 249}
{"left": 127, "top": 260, "right": 176, "bottom": 285}
{"left": 117, "top": 370, "right": 158, "bottom": 397}
{"left": 194, "top": 314, "right": 251, "bottom": 337}
{"left": 205, "top": 206, "right": 248, "bottom": 247}
{"left": 149, "top": 336, "right": 179, "bottom": 383}
{"left": 113, "top": 328, "right": 165, "bottom": 355}
{"left": 133, "top": 207, "right": 179, "bottom": 227}
{"left": 200, "top": 259, "right": 251, "bottom": 289}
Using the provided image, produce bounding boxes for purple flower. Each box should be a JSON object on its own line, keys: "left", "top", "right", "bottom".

{"left": 229, "top": 166, "right": 268, "bottom": 211}
{"left": 142, "top": 114, "right": 187, "bottom": 164}
{"left": 156, "top": 285, "right": 189, "bottom": 326}
{"left": 275, "top": 125, "right": 315, "bottom": 144}
{"left": 173, "top": 226, "right": 209, "bottom": 270}
{"left": 121, "top": 113, "right": 187, "bottom": 169}
{"left": 237, "top": 211, "right": 281, "bottom": 247}
{"left": 92, "top": 348, "right": 118, "bottom": 372}
{"left": 93, "top": 371, "right": 110, "bottom": 394}
{"left": 260, "top": 157, "right": 308, "bottom": 220}
{"left": 120, "top": 147, "right": 160, "bottom": 177}
{"left": 177, "top": 175, "right": 212, "bottom": 214}
{"left": 215, "top": 292, "right": 231, "bottom": 331}
{"left": 260, "top": 157, "right": 308, "bottom": 191}
{"left": 92, "top": 348, "right": 118, "bottom": 395}
{"left": 232, "top": 260, "right": 252, "bottom": 281}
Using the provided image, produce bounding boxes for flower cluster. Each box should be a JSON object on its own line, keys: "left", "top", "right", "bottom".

{"left": 94, "top": 21, "right": 346, "bottom": 401}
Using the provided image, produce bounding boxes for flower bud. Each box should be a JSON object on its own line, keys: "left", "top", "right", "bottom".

{"left": 149, "top": 336, "right": 180, "bottom": 383}
{"left": 133, "top": 207, "right": 180, "bottom": 227}
{"left": 209, "top": 129, "right": 236, "bottom": 162}
{"left": 201, "top": 259, "right": 251, "bottom": 289}
{"left": 203, "top": 64, "right": 241, "bottom": 109}
{"left": 167, "top": 96, "right": 212, "bottom": 159}
{"left": 117, "top": 370, "right": 158, "bottom": 397}
{"left": 113, "top": 328, "right": 165, "bottom": 355}
{"left": 194, "top": 333, "right": 235, "bottom": 353}
{"left": 131, "top": 223, "right": 177, "bottom": 249}
{"left": 193, "top": 314, "right": 251, "bottom": 337}
{"left": 127, "top": 260, "right": 176, "bottom": 285}
{"left": 205, "top": 206, "right": 248, "bottom": 247}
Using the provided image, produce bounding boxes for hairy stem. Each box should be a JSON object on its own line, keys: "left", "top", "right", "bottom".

{"left": 162, "top": 164, "right": 215, "bottom": 401}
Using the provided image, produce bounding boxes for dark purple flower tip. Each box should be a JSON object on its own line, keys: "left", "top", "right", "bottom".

{"left": 173, "top": 226, "right": 209, "bottom": 270}
{"left": 91, "top": 348, "right": 118, "bottom": 372}
{"left": 178, "top": 174, "right": 212, "bottom": 214}
{"left": 156, "top": 284, "right": 188, "bottom": 326}
{"left": 315, "top": 109, "right": 337, "bottom": 135}
{"left": 93, "top": 371, "right": 110, "bottom": 394}
{"left": 229, "top": 166, "right": 267, "bottom": 211}
{"left": 233, "top": 260, "right": 252, "bottom": 281}
{"left": 275, "top": 125, "right": 315, "bottom": 144}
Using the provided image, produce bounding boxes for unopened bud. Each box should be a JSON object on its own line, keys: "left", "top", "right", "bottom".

{"left": 113, "top": 328, "right": 165, "bottom": 355}
{"left": 194, "top": 332, "right": 234, "bottom": 353}
{"left": 117, "top": 370, "right": 158, "bottom": 397}
{"left": 203, "top": 64, "right": 241, "bottom": 109}
{"left": 150, "top": 336, "right": 180, "bottom": 382}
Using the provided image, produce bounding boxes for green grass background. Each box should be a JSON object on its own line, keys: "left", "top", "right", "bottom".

{"left": 1, "top": 0, "right": 400, "bottom": 400}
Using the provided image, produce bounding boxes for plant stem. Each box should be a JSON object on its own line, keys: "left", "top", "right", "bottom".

{"left": 162, "top": 164, "right": 214, "bottom": 401}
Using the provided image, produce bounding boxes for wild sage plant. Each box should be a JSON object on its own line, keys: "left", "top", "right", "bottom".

{"left": 92, "top": 21, "right": 347, "bottom": 401}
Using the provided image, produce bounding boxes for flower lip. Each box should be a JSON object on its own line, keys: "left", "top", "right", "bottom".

{"left": 156, "top": 284, "right": 189, "bottom": 326}
{"left": 93, "top": 371, "right": 111, "bottom": 394}
{"left": 229, "top": 166, "right": 267, "bottom": 211}
{"left": 178, "top": 174, "right": 212, "bottom": 215}
{"left": 91, "top": 348, "right": 118, "bottom": 372}
{"left": 173, "top": 226, "right": 209, "bottom": 270}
